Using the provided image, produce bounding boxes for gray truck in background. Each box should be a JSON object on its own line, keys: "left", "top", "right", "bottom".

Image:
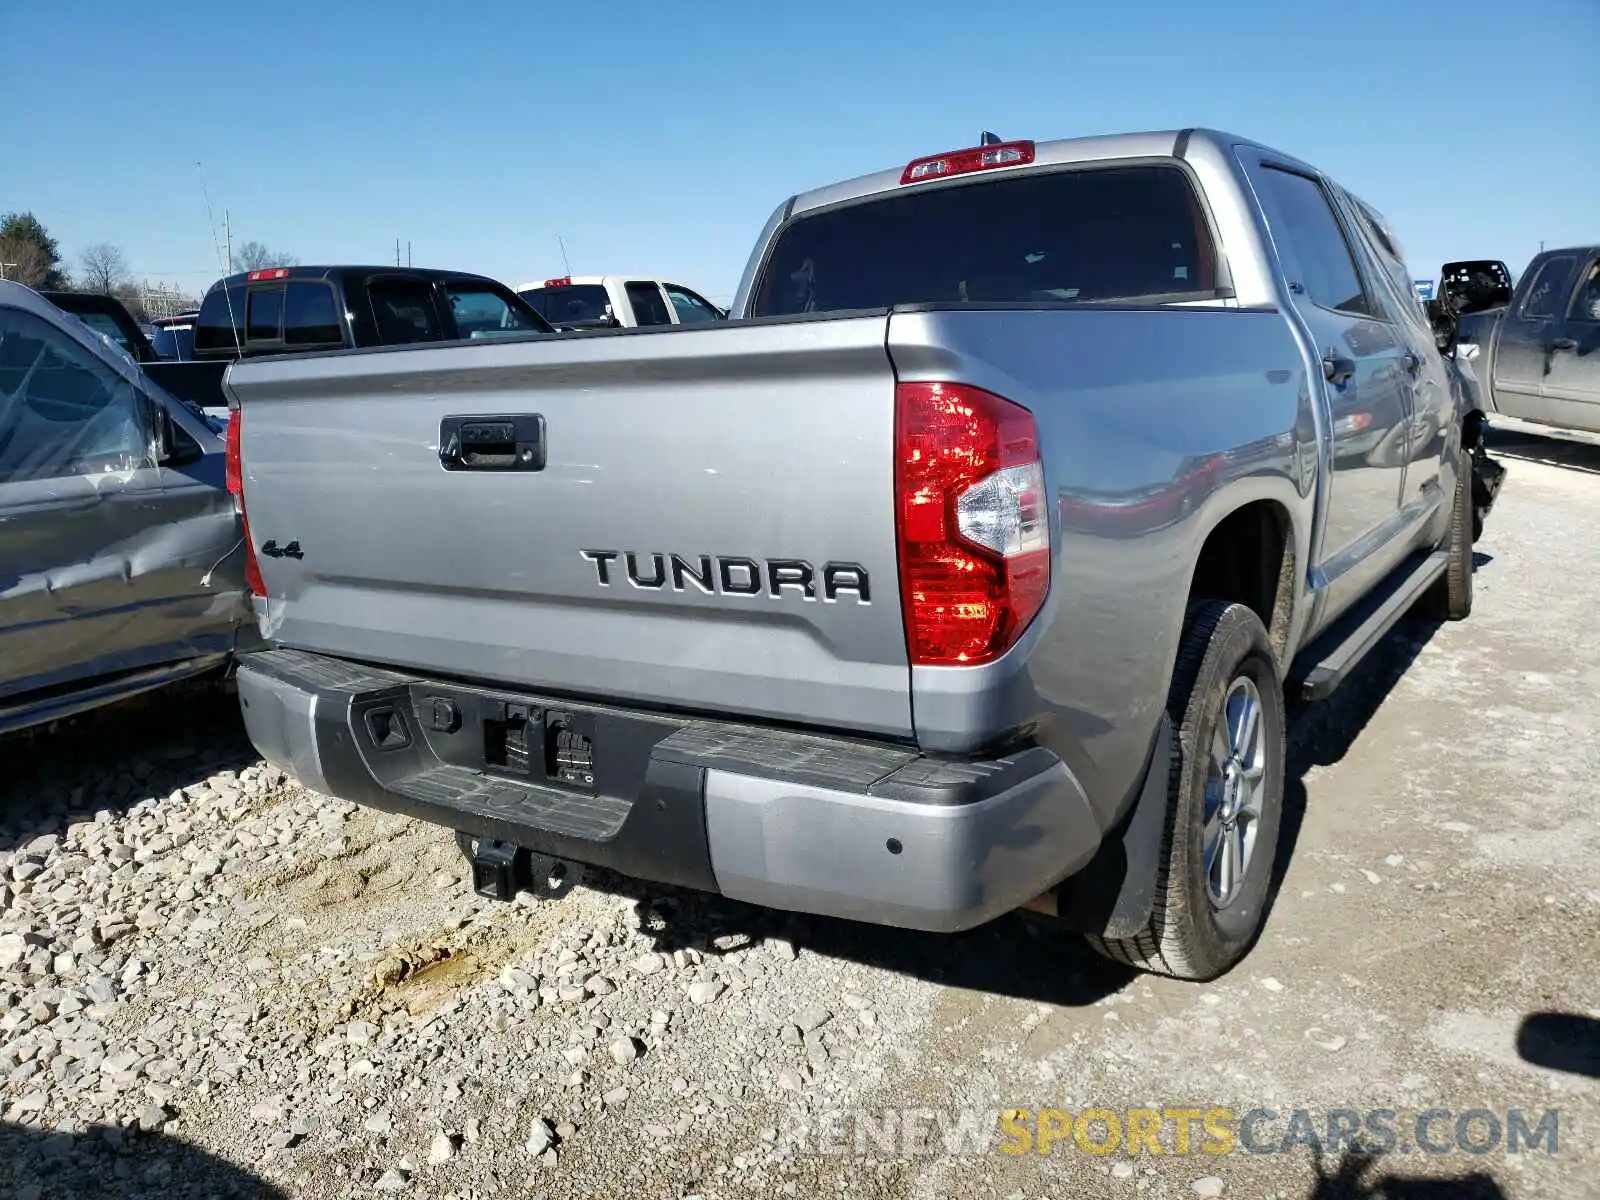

{"left": 1441, "top": 249, "right": 1600, "bottom": 437}
{"left": 225, "top": 129, "right": 1492, "bottom": 980}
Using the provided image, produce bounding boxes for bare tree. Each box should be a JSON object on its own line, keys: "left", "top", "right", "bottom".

{"left": 79, "top": 243, "right": 130, "bottom": 295}
{"left": 231, "top": 241, "right": 299, "bottom": 273}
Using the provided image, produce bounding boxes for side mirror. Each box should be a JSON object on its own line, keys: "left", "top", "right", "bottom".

{"left": 1425, "top": 299, "right": 1458, "bottom": 354}
{"left": 155, "top": 403, "right": 205, "bottom": 467}
{"left": 1440, "top": 259, "right": 1513, "bottom": 316}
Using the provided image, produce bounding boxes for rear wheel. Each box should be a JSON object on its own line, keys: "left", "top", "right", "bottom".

{"left": 1420, "top": 433, "right": 1473, "bottom": 621}
{"left": 1088, "top": 601, "right": 1285, "bottom": 980}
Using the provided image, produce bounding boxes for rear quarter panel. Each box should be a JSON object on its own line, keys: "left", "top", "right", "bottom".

{"left": 888, "top": 307, "right": 1312, "bottom": 825}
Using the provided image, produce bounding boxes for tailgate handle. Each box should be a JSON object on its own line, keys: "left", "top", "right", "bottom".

{"left": 439, "top": 414, "right": 546, "bottom": 472}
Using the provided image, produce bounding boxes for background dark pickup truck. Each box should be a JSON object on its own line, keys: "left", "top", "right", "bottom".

{"left": 48, "top": 266, "right": 556, "bottom": 418}
{"left": 1442, "top": 249, "right": 1600, "bottom": 438}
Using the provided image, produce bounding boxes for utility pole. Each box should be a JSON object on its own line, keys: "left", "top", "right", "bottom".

{"left": 395, "top": 238, "right": 402, "bottom": 268}
{"left": 407, "top": 241, "right": 412, "bottom": 268}
{"left": 224, "top": 210, "right": 233, "bottom": 273}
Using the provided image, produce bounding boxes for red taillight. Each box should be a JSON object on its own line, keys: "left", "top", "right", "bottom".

{"left": 225, "top": 410, "right": 266, "bottom": 597}
{"left": 900, "top": 140, "right": 1036, "bottom": 185}
{"left": 246, "top": 268, "right": 290, "bottom": 281}
{"left": 895, "top": 382, "right": 1050, "bottom": 666}
{"left": 543, "top": 276, "right": 572, "bottom": 288}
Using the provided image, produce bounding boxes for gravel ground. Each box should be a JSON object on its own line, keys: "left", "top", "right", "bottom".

{"left": 2, "top": 429, "right": 1597, "bottom": 1200}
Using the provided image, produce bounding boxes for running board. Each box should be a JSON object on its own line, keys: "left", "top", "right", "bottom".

{"left": 1292, "top": 551, "right": 1448, "bottom": 702}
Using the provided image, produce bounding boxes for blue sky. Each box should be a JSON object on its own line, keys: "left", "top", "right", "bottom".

{"left": 3, "top": 0, "right": 1595, "bottom": 304}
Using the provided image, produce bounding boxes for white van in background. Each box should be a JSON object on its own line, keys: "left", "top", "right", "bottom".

{"left": 516, "top": 276, "right": 726, "bottom": 330}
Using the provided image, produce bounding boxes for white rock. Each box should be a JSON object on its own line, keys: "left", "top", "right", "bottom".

{"left": 1112, "top": 1162, "right": 1135, "bottom": 1179}
{"left": 609, "top": 1036, "right": 639, "bottom": 1066}
{"left": 686, "top": 980, "right": 724, "bottom": 1006}
{"left": 794, "top": 1005, "right": 832, "bottom": 1032}
{"left": 630, "top": 953, "right": 664, "bottom": 976}
{"left": 499, "top": 967, "right": 538, "bottom": 995}
{"left": 0, "top": 933, "right": 29, "bottom": 968}
{"left": 584, "top": 974, "right": 615, "bottom": 997}
{"left": 1384, "top": 854, "right": 1405, "bottom": 868}
{"left": 1191, "top": 1177, "right": 1224, "bottom": 1198}
{"left": 1360, "top": 869, "right": 1382, "bottom": 885}
{"left": 347, "top": 1021, "right": 380, "bottom": 1046}
{"left": 525, "top": 1117, "right": 555, "bottom": 1156}
{"left": 427, "top": 1131, "right": 456, "bottom": 1165}
{"left": 1258, "top": 977, "right": 1284, "bottom": 993}
{"left": 374, "top": 1168, "right": 410, "bottom": 1191}
{"left": 364, "top": 1111, "right": 393, "bottom": 1135}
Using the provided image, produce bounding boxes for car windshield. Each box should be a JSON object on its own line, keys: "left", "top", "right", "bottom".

{"left": 521, "top": 284, "right": 613, "bottom": 326}
{"left": 751, "top": 164, "right": 1219, "bottom": 316}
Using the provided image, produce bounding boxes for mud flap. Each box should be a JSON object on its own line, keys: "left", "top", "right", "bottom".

{"left": 1049, "top": 714, "right": 1173, "bottom": 939}
{"left": 1469, "top": 441, "right": 1505, "bottom": 544}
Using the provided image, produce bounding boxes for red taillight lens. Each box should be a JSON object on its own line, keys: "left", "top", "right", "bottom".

{"left": 246, "top": 268, "right": 290, "bottom": 281}
{"left": 895, "top": 382, "right": 1050, "bottom": 666}
{"left": 225, "top": 411, "right": 266, "bottom": 598}
{"left": 543, "top": 276, "right": 572, "bottom": 288}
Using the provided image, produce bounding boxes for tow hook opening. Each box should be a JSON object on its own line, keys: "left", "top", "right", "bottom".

{"left": 456, "top": 832, "right": 582, "bottom": 902}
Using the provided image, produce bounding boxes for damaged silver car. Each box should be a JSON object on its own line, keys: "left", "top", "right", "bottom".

{"left": 0, "top": 280, "right": 254, "bottom": 736}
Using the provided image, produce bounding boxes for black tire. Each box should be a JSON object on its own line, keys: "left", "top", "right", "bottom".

{"left": 1087, "top": 601, "right": 1286, "bottom": 981}
{"left": 1419, "top": 434, "right": 1473, "bottom": 621}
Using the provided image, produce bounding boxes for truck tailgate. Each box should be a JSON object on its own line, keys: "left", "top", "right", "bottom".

{"left": 226, "top": 317, "right": 912, "bottom": 737}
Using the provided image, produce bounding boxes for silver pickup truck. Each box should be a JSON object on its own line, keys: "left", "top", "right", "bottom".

{"left": 225, "top": 129, "right": 1492, "bottom": 980}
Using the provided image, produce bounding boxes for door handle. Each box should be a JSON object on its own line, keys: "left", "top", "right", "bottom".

{"left": 1549, "top": 337, "right": 1579, "bottom": 352}
{"left": 1401, "top": 351, "right": 1421, "bottom": 376}
{"left": 1321, "top": 351, "right": 1355, "bottom": 385}
{"left": 439, "top": 414, "right": 547, "bottom": 472}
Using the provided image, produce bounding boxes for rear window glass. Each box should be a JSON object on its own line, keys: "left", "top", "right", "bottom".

{"left": 751, "top": 165, "right": 1218, "bottom": 317}
{"left": 367, "top": 279, "right": 444, "bottom": 344}
{"left": 247, "top": 287, "right": 284, "bottom": 341}
{"left": 283, "top": 281, "right": 343, "bottom": 346}
{"left": 194, "top": 286, "right": 246, "bottom": 353}
{"left": 522, "top": 284, "right": 612, "bottom": 326}
{"left": 149, "top": 324, "right": 194, "bottom": 360}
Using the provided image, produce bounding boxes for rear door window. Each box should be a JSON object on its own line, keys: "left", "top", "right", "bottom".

{"left": 751, "top": 165, "right": 1219, "bottom": 316}
{"left": 194, "top": 286, "right": 246, "bottom": 353}
{"left": 246, "top": 286, "right": 284, "bottom": 342}
{"left": 625, "top": 281, "right": 673, "bottom": 326}
{"left": 283, "top": 281, "right": 344, "bottom": 347}
{"left": 366, "top": 278, "right": 445, "bottom": 344}
{"left": 523, "top": 284, "right": 613, "bottom": 326}
{"left": 1253, "top": 167, "right": 1375, "bottom": 318}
